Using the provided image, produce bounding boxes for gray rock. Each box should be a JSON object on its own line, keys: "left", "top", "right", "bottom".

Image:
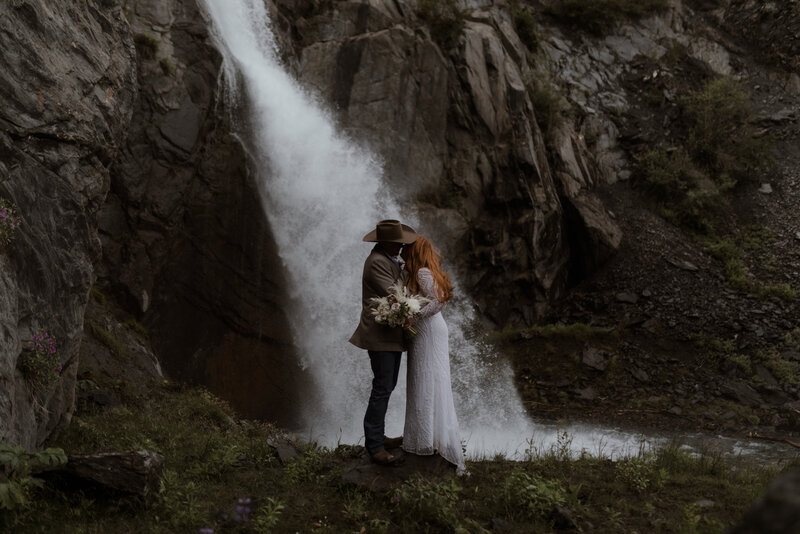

{"left": 340, "top": 450, "right": 456, "bottom": 492}
{"left": 616, "top": 292, "right": 639, "bottom": 304}
{"left": 268, "top": 436, "right": 303, "bottom": 464}
{"left": 575, "top": 387, "right": 598, "bottom": 400}
{"left": 631, "top": 368, "right": 650, "bottom": 383}
{"left": 754, "top": 364, "right": 779, "bottom": 388}
{"left": 52, "top": 450, "right": 165, "bottom": 497}
{"left": 666, "top": 257, "right": 699, "bottom": 271}
{"left": 582, "top": 347, "right": 609, "bottom": 372}
{"left": 728, "top": 470, "right": 800, "bottom": 534}
{"left": 721, "top": 380, "right": 764, "bottom": 407}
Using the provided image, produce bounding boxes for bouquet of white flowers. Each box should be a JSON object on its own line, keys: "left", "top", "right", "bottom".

{"left": 370, "top": 281, "right": 428, "bottom": 335}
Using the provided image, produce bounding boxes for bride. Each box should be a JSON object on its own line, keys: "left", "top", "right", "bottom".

{"left": 400, "top": 236, "right": 466, "bottom": 474}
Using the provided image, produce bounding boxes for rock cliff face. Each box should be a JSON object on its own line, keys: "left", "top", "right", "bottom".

{"left": 96, "top": 0, "right": 312, "bottom": 427}
{"left": 0, "top": 0, "right": 136, "bottom": 448}
{"left": 273, "top": 0, "right": 621, "bottom": 325}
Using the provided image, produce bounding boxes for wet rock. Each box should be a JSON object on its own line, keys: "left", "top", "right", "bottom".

{"left": 575, "top": 387, "right": 598, "bottom": 401}
{"left": 758, "top": 183, "right": 773, "bottom": 194}
{"left": 728, "top": 470, "right": 800, "bottom": 534}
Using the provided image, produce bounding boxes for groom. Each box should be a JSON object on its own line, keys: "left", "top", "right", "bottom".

{"left": 350, "top": 219, "right": 418, "bottom": 465}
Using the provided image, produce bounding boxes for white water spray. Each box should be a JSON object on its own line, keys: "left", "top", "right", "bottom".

{"left": 198, "top": 0, "right": 697, "bottom": 460}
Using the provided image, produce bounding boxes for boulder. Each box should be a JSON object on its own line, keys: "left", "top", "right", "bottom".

{"left": 727, "top": 470, "right": 800, "bottom": 534}
{"left": 48, "top": 450, "right": 165, "bottom": 497}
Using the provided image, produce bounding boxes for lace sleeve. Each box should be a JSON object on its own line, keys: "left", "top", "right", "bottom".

{"left": 416, "top": 268, "right": 446, "bottom": 318}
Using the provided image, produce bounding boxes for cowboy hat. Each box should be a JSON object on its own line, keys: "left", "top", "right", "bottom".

{"left": 362, "top": 219, "right": 418, "bottom": 244}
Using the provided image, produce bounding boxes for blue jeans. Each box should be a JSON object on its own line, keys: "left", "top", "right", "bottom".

{"left": 363, "top": 350, "right": 402, "bottom": 454}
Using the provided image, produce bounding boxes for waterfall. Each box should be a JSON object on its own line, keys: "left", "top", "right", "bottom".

{"left": 198, "top": 0, "right": 647, "bottom": 458}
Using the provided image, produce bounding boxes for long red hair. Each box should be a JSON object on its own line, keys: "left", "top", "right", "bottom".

{"left": 403, "top": 236, "right": 453, "bottom": 303}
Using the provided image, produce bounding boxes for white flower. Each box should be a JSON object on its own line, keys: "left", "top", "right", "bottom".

{"left": 406, "top": 299, "right": 421, "bottom": 314}
{"left": 391, "top": 302, "right": 401, "bottom": 311}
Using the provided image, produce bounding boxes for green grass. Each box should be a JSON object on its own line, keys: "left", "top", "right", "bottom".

{"left": 1, "top": 383, "right": 786, "bottom": 533}
{"left": 700, "top": 236, "right": 796, "bottom": 301}
{"left": 490, "top": 322, "right": 617, "bottom": 344}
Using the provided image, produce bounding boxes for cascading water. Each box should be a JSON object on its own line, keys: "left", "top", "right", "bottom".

{"left": 196, "top": 0, "right": 762, "bottom": 460}
{"left": 198, "top": 0, "right": 541, "bottom": 455}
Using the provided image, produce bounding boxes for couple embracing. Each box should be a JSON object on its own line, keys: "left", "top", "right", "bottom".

{"left": 349, "top": 219, "right": 466, "bottom": 474}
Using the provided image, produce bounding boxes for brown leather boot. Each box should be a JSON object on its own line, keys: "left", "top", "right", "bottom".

{"left": 370, "top": 449, "right": 397, "bottom": 465}
{"left": 384, "top": 436, "right": 403, "bottom": 449}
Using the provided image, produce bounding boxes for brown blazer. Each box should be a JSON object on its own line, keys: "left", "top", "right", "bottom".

{"left": 349, "top": 246, "right": 407, "bottom": 352}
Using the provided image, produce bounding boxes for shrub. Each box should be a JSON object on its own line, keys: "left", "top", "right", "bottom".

{"left": 529, "top": 80, "right": 568, "bottom": 135}
{"left": 682, "top": 77, "right": 769, "bottom": 185}
{"left": 133, "top": 32, "right": 159, "bottom": 58}
{"left": 512, "top": 4, "right": 539, "bottom": 50}
{"left": 159, "top": 57, "right": 175, "bottom": 75}
{"left": 391, "top": 475, "right": 461, "bottom": 531}
{"left": 251, "top": 497, "right": 285, "bottom": 532}
{"left": 283, "top": 445, "right": 328, "bottom": 484}
{"left": 417, "top": 0, "right": 466, "bottom": 49}
{"left": 0, "top": 442, "right": 66, "bottom": 512}
{"left": 636, "top": 148, "right": 725, "bottom": 233}
{"left": 500, "top": 470, "right": 567, "bottom": 521}
{"left": 544, "top": 0, "right": 669, "bottom": 35}
{"left": 615, "top": 454, "right": 665, "bottom": 493}
{"left": 0, "top": 198, "right": 21, "bottom": 250}
{"left": 18, "top": 331, "right": 62, "bottom": 392}
{"left": 785, "top": 328, "right": 800, "bottom": 349}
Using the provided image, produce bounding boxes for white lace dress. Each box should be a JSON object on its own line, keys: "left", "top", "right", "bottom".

{"left": 402, "top": 268, "right": 466, "bottom": 474}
